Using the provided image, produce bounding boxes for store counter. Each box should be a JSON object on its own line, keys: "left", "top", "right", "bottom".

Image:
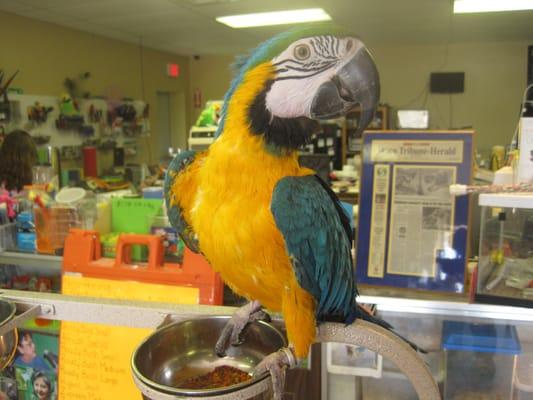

{"left": 1, "top": 249, "right": 532, "bottom": 399}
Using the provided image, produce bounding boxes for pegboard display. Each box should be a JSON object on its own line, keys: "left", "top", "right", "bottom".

{"left": 0, "top": 93, "right": 149, "bottom": 159}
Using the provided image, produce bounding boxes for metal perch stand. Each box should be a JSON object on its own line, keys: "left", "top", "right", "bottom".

{"left": 318, "top": 321, "right": 440, "bottom": 400}
{"left": 0, "top": 290, "right": 440, "bottom": 400}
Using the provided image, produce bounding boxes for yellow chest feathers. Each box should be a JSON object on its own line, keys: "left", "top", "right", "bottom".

{"left": 185, "top": 62, "right": 311, "bottom": 306}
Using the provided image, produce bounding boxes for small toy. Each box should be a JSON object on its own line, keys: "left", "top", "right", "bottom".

{"left": 27, "top": 101, "right": 53, "bottom": 124}
{"left": 56, "top": 93, "right": 84, "bottom": 130}
{"left": 59, "top": 93, "right": 79, "bottom": 116}
{"left": 116, "top": 103, "right": 136, "bottom": 122}
{"left": 0, "top": 190, "right": 16, "bottom": 220}
{"left": 89, "top": 104, "right": 103, "bottom": 123}
{"left": 195, "top": 102, "right": 222, "bottom": 127}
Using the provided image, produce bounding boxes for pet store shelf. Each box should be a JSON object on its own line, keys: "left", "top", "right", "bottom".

{"left": 0, "top": 251, "right": 62, "bottom": 275}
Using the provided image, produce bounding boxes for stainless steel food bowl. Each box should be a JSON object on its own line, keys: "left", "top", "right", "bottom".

{"left": 131, "top": 316, "right": 286, "bottom": 399}
{"left": 0, "top": 300, "right": 17, "bottom": 371}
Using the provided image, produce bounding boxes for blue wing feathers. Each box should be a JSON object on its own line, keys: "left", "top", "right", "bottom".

{"left": 271, "top": 175, "right": 356, "bottom": 321}
{"left": 164, "top": 151, "right": 201, "bottom": 253}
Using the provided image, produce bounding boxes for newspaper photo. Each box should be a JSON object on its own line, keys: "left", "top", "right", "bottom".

{"left": 387, "top": 165, "right": 456, "bottom": 277}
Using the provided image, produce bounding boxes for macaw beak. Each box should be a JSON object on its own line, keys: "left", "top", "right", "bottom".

{"left": 310, "top": 45, "right": 380, "bottom": 134}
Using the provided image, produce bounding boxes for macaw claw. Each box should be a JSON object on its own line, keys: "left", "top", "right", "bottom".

{"left": 215, "top": 300, "right": 270, "bottom": 357}
{"left": 253, "top": 347, "right": 296, "bottom": 400}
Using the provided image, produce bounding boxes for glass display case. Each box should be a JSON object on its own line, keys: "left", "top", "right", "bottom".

{"left": 476, "top": 193, "right": 533, "bottom": 307}
{"left": 323, "top": 294, "right": 533, "bottom": 400}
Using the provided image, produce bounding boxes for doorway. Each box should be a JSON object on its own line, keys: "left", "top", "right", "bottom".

{"left": 156, "top": 91, "right": 187, "bottom": 160}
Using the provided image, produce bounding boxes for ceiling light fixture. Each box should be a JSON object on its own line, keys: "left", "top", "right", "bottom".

{"left": 454, "top": 0, "right": 533, "bottom": 13}
{"left": 216, "top": 8, "right": 331, "bottom": 28}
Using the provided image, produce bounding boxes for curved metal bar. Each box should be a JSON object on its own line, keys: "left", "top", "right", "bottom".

{"left": 317, "top": 320, "right": 441, "bottom": 400}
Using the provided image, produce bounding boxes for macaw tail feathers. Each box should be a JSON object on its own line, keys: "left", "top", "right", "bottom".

{"left": 351, "top": 305, "right": 427, "bottom": 354}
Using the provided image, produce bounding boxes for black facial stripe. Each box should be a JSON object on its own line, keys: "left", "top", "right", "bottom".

{"left": 312, "top": 37, "right": 324, "bottom": 54}
{"left": 315, "top": 37, "right": 328, "bottom": 54}
{"left": 310, "top": 39, "right": 321, "bottom": 56}
{"left": 284, "top": 61, "right": 336, "bottom": 73}
{"left": 273, "top": 58, "right": 305, "bottom": 67}
{"left": 273, "top": 67, "right": 333, "bottom": 81}
{"left": 320, "top": 35, "right": 327, "bottom": 50}
{"left": 321, "top": 36, "right": 336, "bottom": 59}
{"left": 312, "top": 39, "right": 337, "bottom": 60}
{"left": 329, "top": 37, "right": 336, "bottom": 56}
{"left": 326, "top": 36, "right": 333, "bottom": 54}
{"left": 335, "top": 38, "right": 340, "bottom": 56}
{"left": 248, "top": 80, "right": 319, "bottom": 152}
{"left": 322, "top": 55, "right": 338, "bottom": 61}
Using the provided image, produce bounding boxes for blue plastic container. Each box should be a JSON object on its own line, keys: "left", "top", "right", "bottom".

{"left": 441, "top": 320, "right": 521, "bottom": 399}
{"left": 17, "top": 232, "right": 36, "bottom": 252}
{"left": 142, "top": 187, "right": 163, "bottom": 199}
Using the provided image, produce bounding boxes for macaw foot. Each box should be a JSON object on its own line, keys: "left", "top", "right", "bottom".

{"left": 215, "top": 300, "right": 270, "bottom": 357}
{"left": 253, "top": 348, "right": 296, "bottom": 400}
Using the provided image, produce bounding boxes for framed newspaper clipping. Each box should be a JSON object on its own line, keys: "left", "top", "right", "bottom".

{"left": 355, "top": 131, "right": 473, "bottom": 292}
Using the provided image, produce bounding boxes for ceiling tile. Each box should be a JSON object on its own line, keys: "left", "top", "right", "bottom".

{"left": 2, "top": 0, "right": 533, "bottom": 55}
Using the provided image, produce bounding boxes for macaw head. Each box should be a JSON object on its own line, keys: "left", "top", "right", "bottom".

{"left": 217, "top": 25, "right": 380, "bottom": 152}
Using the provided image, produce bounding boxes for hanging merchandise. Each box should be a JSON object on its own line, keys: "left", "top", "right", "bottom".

{"left": 83, "top": 146, "right": 98, "bottom": 178}
{"left": 55, "top": 93, "right": 84, "bottom": 131}
{"left": 27, "top": 101, "right": 54, "bottom": 125}
{"left": 88, "top": 104, "right": 103, "bottom": 123}
{"left": 0, "top": 69, "right": 19, "bottom": 123}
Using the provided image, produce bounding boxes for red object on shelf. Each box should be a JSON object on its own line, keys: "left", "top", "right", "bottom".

{"left": 62, "top": 229, "right": 223, "bottom": 305}
{"left": 83, "top": 146, "right": 97, "bottom": 177}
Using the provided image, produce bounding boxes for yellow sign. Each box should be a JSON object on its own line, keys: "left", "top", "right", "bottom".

{"left": 59, "top": 275, "right": 199, "bottom": 400}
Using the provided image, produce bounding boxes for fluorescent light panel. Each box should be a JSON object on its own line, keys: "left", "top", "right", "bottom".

{"left": 454, "top": 0, "right": 533, "bottom": 13}
{"left": 216, "top": 8, "right": 331, "bottom": 28}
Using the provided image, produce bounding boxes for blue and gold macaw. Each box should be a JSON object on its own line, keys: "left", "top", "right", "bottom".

{"left": 166, "top": 25, "right": 385, "bottom": 397}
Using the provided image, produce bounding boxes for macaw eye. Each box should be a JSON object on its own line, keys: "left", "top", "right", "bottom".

{"left": 346, "top": 39, "right": 353, "bottom": 52}
{"left": 294, "top": 44, "right": 311, "bottom": 61}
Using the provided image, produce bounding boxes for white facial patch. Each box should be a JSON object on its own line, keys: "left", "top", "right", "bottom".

{"left": 265, "top": 36, "right": 364, "bottom": 119}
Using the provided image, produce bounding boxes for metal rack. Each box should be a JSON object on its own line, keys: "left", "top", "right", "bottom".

{"left": 0, "top": 251, "right": 62, "bottom": 276}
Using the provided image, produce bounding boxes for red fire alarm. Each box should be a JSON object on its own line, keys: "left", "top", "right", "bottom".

{"left": 167, "top": 63, "right": 179, "bottom": 78}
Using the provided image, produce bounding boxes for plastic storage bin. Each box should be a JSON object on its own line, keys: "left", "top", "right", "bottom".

{"left": 34, "top": 206, "right": 81, "bottom": 255}
{"left": 476, "top": 193, "right": 533, "bottom": 307}
{"left": 442, "top": 320, "right": 521, "bottom": 400}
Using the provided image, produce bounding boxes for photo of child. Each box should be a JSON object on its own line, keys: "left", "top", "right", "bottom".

{"left": 31, "top": 371, "right": 52, "bottom": 400}
{"left": 11, "top": 330, "right": 58, "bottom": 400}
